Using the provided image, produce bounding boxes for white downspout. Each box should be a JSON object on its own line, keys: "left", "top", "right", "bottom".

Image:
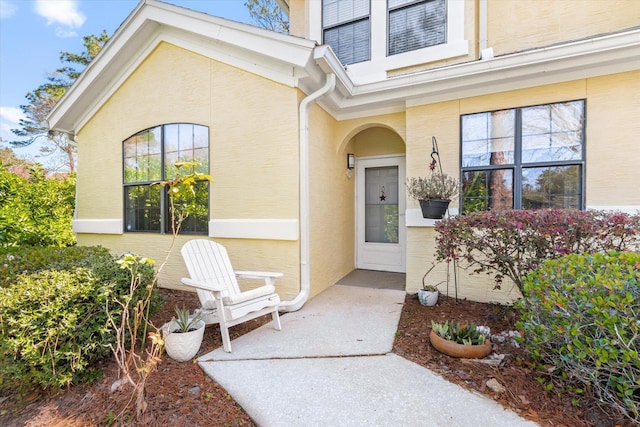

{"left": 279, "top": 72, "right": 336, "bottom": 312}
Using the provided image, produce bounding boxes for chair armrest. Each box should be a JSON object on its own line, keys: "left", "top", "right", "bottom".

{"left": 235, "top": 271, "right": 284, "bottom": 280}
{"left": 222, "top": 284, "right": 277, "bottom": 305}
{"left": 181, "top": 277, "right": 225, "bottom": 292}
{"left": 235, "top": 270, "right": 283, "bottom": 287}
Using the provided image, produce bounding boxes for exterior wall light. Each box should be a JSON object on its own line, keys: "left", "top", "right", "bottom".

{"left": 346, "top": 153, "right": 355, "bottom": 179}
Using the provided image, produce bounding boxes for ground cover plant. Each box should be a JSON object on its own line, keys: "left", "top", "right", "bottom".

{"left": 518, "top": 251, "right": 640, "bottom": 423}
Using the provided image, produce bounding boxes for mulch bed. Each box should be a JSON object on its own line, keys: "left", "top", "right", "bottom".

{"left": 0, "top": 289, "right": 630, "bottom": 426}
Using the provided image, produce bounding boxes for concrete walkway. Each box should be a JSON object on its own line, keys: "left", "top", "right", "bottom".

{"left": 198, "top": 273, "right": 537, "bottom": 426}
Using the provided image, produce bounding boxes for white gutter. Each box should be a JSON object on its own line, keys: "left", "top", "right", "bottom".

{"left": 279, "top": 71, "right": 336, "bottom": 312}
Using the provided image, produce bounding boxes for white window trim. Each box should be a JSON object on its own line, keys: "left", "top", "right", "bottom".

{"left": 312, "top": 0, "right": 467, "bottom": 84}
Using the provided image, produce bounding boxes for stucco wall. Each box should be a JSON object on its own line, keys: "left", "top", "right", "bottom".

{"left": 406, "top": 71, "right": 640, "bottom": 303}
{"left": 76, "top": 42, "right": 302, "bottom": 299}
{"left": 488, "top": 0, "right": 640, "bottom": 56}
{"left": 307, "top": 103, "right": 355, "bottom": 298}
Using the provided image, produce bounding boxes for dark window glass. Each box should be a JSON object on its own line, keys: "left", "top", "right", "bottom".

{"left": 323, "top": 0, "right": 370, "bottom": 64}
{"left": 461, "top": 100, "right": 585, "bottom": 213}
{"left": 388, "top": 0, "right": 446, "bottom": 56}
{"left": 123, "top": 124, "right": 209, "bottom": 234}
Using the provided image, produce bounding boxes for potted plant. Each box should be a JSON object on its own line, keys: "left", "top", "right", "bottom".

{"left": 162, "top": 306, "right": 205, "bottom": 362}
{"left": 429, "top": 320, "right": 492, "bottom": 358}
{"left": 406, "top": 172, "right": 459, "bottom": 219}
{"left": 418, "top": 263, "right": 445, "bottom": 306}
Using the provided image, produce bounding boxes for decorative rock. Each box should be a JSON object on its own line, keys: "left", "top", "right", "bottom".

{"left": 188, "top": 386, "right": 200, "bottom": 395}
{"left": 486, "top": 378, "right": 506, "bottom": 394}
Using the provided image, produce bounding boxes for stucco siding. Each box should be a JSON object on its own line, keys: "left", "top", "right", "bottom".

{"left": 488, "top": 0, "right": 640, "bottom": 56}
{"left": 307, "top": 104, "right": 355, "bottom": 298}
{"left": 585, "top": 71, "right": 640, "bottom": 206}
{"left": 76, "top": 234, "right": 300, "bottom": 299}
{"left": 405, "top": 74, "right": 639, "bottom": 303}
{"left": 75, "top": 42, "right": 302, "bottom": 298}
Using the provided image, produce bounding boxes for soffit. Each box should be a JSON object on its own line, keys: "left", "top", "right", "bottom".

{"left": 315, "top": 28, "right": 640, "bottom": 121}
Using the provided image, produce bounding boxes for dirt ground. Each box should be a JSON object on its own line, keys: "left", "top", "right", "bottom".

{"left": 0, "top": 288, "right": 629, "bottom": 426}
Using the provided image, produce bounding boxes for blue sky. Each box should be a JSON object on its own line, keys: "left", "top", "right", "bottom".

{"left": 0, "top": 0, "right": 253, "bottom": 164}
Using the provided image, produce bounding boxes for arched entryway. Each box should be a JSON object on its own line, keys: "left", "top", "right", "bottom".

{"left": 348, "top": 126, "right": 406, "bottom": 273}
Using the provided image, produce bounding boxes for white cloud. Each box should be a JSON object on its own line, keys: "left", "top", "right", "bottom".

{"left": 34, "top": 0, "right": 85, "bottom": 28}
{"left": 0, "top": 0, "right": 18, "bottom": 19}
{"left": 0, "top": 106, "right": 25, "bottom": 125}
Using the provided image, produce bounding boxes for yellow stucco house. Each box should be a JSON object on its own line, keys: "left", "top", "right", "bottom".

{"left": 48, "top": 0, "right": 640, "bottom": 309}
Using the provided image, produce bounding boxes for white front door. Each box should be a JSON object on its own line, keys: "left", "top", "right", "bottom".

{"left": 356, "top": 155, "right": 406, "bottom": 272}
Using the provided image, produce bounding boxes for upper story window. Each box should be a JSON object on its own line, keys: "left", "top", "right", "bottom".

{"left": 461, "top": 100, "right": 586, "bottom": 213}
{"left": 388, "top": 0, "right": 446, "bottom": 56}
{"left": 322, "top": 0, "right": 371, "bottom": 65}
{"left": 316, "top": 0, "right": 466, "bottom": 82}
{"left": 123, "top": 123, "right": 210, "bottom": 234}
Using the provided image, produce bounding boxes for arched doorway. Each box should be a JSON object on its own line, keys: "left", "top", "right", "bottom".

{"left": 350, "top": 127, "right": 406, "bottom": 273}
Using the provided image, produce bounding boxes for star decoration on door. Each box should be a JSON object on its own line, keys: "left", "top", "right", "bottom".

{"left": 379, "top": 186, "right": 386, "bottom": 201}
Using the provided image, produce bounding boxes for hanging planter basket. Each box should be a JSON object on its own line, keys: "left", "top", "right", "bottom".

{"left": 419, "top": 199, "right": 450, "bottom": 219}
{"left": 429, "top": 330, "right": 492, "bottom": 359}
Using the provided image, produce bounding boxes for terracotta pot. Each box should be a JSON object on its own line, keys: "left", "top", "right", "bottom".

{"left": 429, "top": 330, "right": 492, "bottom": 359}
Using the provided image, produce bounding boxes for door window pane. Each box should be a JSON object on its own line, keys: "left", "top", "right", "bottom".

{"left": 365, "top": 166, "right": 399, "bottom": 243}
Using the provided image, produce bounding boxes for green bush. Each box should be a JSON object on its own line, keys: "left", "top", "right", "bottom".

{"left": 517, "top": 252, "right": 640, "bottom": 422}
{"left": 0, "top": 246, "right": 111, "bottom": 288}
{"left": 0, "top": 165, "right": 76, "bottom": 248}
{"left": 0, "top": 247, "right": 160, "bottom": 393}
{"left": 0, "top": 269, "right": 110, "bottom": 391}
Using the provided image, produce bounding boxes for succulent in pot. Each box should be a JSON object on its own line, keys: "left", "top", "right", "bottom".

{"left": 162, "top": 306, "right": 205, "bottom": 362}
{"left": 429, "top": 320, "right": 492, "bottom": 358}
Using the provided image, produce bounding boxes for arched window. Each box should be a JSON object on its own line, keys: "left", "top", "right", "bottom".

{"left": 123, "top": 123, "right": 209, "bottom": 234}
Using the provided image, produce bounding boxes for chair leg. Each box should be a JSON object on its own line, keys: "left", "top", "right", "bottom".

{"left": 220, "top": 323, "right": 232, "bottom": 352}
{"left": 271, "top": 309, "right": 282, "bottom": 331}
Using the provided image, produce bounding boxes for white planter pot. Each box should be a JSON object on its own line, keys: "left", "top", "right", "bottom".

{"left": 418, "top": 289, "right": 439, "bottom": 306}
{"left": 162, "top": 319, "right": 205, "bottom": 362}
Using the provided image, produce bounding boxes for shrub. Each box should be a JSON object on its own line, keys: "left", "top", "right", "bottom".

{"left": 0, "top": 246, "right": 111, "bottom": 288}
{"left": 435, "top": 209, "right": 640, "bottom": 293}
{"left": 0, "top": 165, "right": 76, "bottom": 248}
{"left": 0, "top": 247, "right": 159, "bottom": 394}
{"left": 517, "top": 252, "right": 640, "bottom": 422}
{"left": 0, "top": 269, "right": 110, "bottom": 391}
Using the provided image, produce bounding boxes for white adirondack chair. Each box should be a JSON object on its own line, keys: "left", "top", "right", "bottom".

{"left": 180, "top": 239, "right": 282, "bottom": 352}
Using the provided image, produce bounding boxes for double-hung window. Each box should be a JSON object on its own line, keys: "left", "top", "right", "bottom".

{"left": 322, "top": 0, "right": 370, "bottom": 65}
{"left": 123, "top": 123, "right": 210, "bottom": 234}
{"left": 461, "top": 100, "right": 586, "bottom": 213}
{"left": 388, "top": 0, "right": 446, "bottom": 56}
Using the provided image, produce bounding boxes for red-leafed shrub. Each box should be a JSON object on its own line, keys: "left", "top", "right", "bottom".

{"left": 435, "top": 209, "right": 640, "bottom": 293}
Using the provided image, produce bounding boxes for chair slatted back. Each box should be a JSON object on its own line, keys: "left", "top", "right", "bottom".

{"left": 181, "top": 239, "right": 241, "bottom": 299}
